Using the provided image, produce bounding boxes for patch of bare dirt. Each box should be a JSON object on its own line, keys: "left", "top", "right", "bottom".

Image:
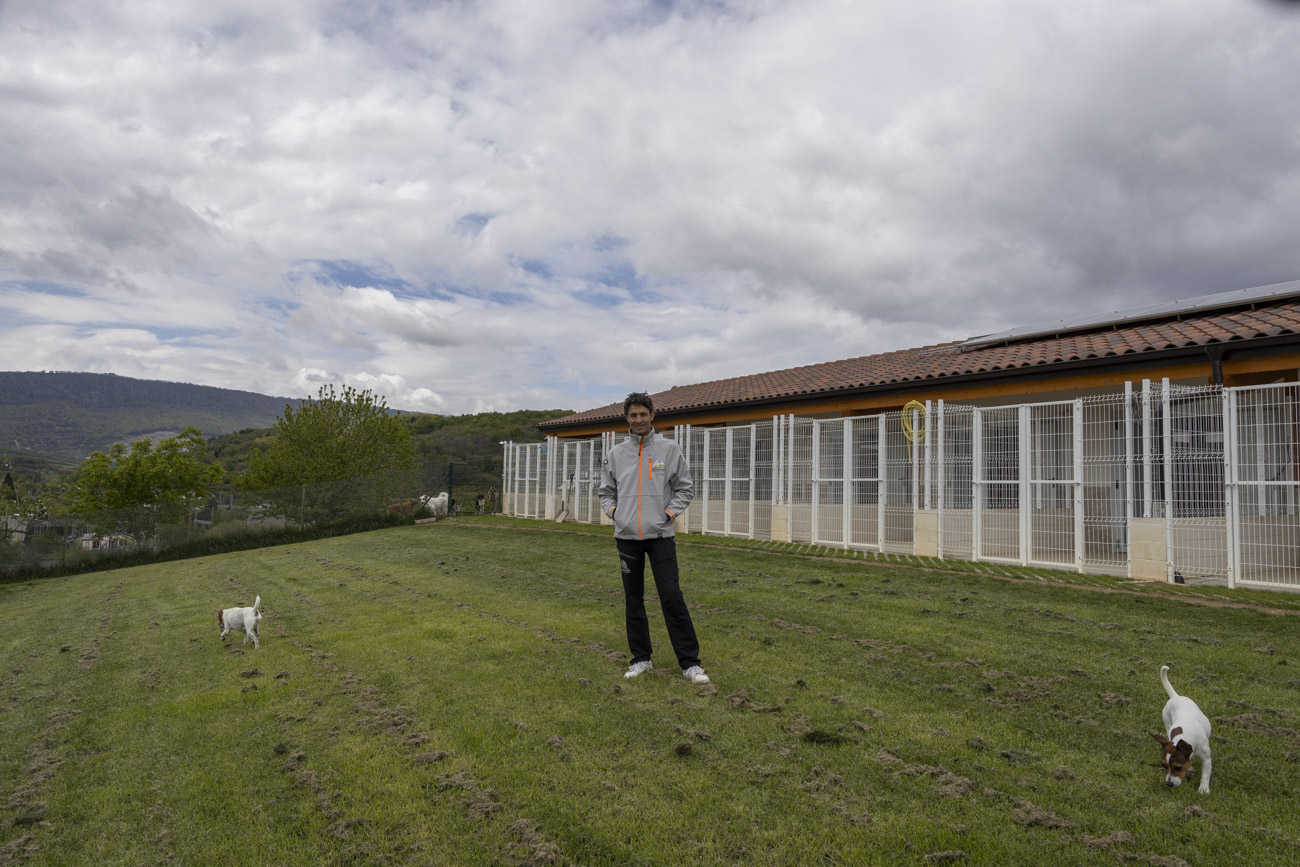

{"left": 728, "top": 690, "right": 781, "bottom": 713}
{"left": 1217, "top": 714, "right": 1298, "bottom": 740}
{"left": 1011, "top": 798, "right": 1071, "bottom": 829}
{"left": 506, "top": 819, "right": 562, "bottom": 866}
{"left": 1083, "top": 831, "right": 1135, "bottom": 849}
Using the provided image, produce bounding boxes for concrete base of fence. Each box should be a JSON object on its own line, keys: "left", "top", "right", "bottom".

{"left": 1130, "top": 517, "right": 1169, "bottom": 582}
{"left": 770, "top": 505, "right": 790, "bottom": 542}
{"left": 415, "top": 517, "right": 439, "bottom": 525}
{"left": 914, "top": 510, "right": 938, "bottom": 558}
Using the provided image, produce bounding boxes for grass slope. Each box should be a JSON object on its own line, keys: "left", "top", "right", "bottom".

{"left": 2, "top": 519, "right": 1298, "bottom": 866}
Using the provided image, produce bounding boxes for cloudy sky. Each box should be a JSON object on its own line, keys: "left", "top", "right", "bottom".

{"left": 2, "top": 0, "right": 1299, "bottom": 415}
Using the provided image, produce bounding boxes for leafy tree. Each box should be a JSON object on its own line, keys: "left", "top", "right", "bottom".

{"left": 70, "top": 427, "right": 223, "bottom": 511}
{"left": 240, "top": 385, "right": 414, "bottom": 489}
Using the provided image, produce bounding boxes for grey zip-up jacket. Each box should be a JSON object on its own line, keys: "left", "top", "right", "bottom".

{"left": 597, "top": 429, "right": 694, "bottom": 540}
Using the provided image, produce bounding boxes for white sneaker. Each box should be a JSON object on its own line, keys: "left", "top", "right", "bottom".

{"left": 684, "top": 665, "right": 710, "bottom": 684}
{"left": 624, "top": 661, "right": 653, "bottom": 678}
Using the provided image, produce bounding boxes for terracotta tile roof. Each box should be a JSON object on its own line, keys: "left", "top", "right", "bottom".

{"left": 539, "top": 297, "right": 1300, "bottom": 430}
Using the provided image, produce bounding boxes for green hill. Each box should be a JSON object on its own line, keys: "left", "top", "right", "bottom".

{"left": 0, "top": 371, "right": 304, "bottom": 467}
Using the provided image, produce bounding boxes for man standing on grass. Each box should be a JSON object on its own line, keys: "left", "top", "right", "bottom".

{"left": 598, "top": 392, "right": 710, "bottom": 684}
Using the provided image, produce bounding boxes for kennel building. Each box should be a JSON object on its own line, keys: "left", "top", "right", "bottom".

{"left": 504, "top": 282, "right": 1300, "bottom": 591}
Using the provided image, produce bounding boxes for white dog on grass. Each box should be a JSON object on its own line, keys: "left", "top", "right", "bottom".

{"left": 217, "top": 595, "right": 262, "bottom": 649}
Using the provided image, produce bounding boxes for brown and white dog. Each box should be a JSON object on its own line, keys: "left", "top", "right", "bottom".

{"left": 1151, "top": 664, "right": 1212, "bottom": 793}
{"left": 217, "top": 595, "right": 262, "bottom": 649}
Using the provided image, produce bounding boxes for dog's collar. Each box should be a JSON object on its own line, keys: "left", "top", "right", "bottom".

{"left": 1170, "top": 726, "right": 1183, "bottom": 739}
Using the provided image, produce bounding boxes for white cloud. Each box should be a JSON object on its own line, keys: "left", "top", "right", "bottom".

{"left": 2, "top": 0, "right": 1299, "bottom": 417}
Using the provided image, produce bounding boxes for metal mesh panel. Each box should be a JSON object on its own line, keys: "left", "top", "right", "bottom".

{"left": 571, "top": 438, "right": 604, "bottom": 524}
{"left": 1081, "top": 393, "right": 1130, "bottom": 574}
{"left": 979, "top": 406, "right": 1021, "bottom": 561}
{"left": 1168, "top": 385, "right": 1228, "bottom": 581}
{"left": 556, "top": 441, "right": 577, "bottom": 521}
{"left": 3, "top": 465, "right": 449, "bottom": 575}
{"left": 1233, "top": 384, "right": 1300, "bottom": 588}
{"left": 814, "top": 419, "right": 845, "bottom": 545}
{"left": 848, "top": 416, "right": 881, "bottom": 549}
{"left": 937, "top": 405, "right": 974, "bottom": 559}
{"left": 515, "top": 443, "right": 546, "bottom": 519}
{"left": 1029, "top": 402, "right": 1076, "bottom": 567}
{"left": 730, "top": 426, "right": 754, "bottom": 537}
{"left": 753, "top": 421, "right": 774, "bottom": 540}
{"left": 705, "top": 429, "right": 728, "bottom": 535}
{"left": 685, "top": 427, "right": 705, "bottom": 534}
{"left": 883, "top": 410, "right": 914, "bottom": 551}
{"left": 788, "top": 417, "right": 814, "bottom": 543}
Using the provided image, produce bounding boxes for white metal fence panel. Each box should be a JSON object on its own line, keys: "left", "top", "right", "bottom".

{"left": 978, "top": 405, "right": 1021, "bottom": 562}
{"left": 683, "top": 425, "right": 705, "bottom": 534}
{"left": 883, "top": 409, "right": 915, "bottom": 551}
{"left": 753, "top": 421, "right": 775, "bottom": 540}
{"left": 1167, "top": 384, "right": 1229, "bottom": 582}
{"left": 813, "top": 419, "right": 846, "bottom": 546}
{"left": 937, "top": 404, "right": 974, "bottom": 559}
{"left": 730, "top": 425, "right": 755, "bottom": 538}
{"left": 848, "top": 416, "right": 883, "bottom": 549}
{"left": 1081, "top": 392, "right": 1130, "bottom": 575}
{"left": 1231, "top": 383, "right": 1300, "bottom": 589}
{"left": 1029, "top": 401, "right": 1078, "bottom": 568}
{"left": 704, "top": 428, "right": 727, "bottom": 535}
{"left": 508, "top": 442, "right": 546, "bottom": 519}
{"left": 788, "top": 417, "right": 815, "bottom": 542}
{"left": 571, "top": 438, "right": 604, "bottom": 523}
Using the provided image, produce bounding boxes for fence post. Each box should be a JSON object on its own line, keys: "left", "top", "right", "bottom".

{"left": 811, "top": 420, "right": 821, "bottom": 543}
{"left": 936, "top": 400, "right": 944, "bottom": 558}
{"left": 877, "top": 414, "right": 887, "bottom": 550}
{"left": 1019, "top": 404, "right": 1030, "bottom": 565}
{"left": 749, "top": 422, "right": 757, "bottom": 540}
{"left": 923, "top": 401, "right": 933, "bottom": 513}
{"left": 842, "top": 418, "right": 852, "bottom": 548}
{"left": 1124, "top": 382, "right": 1134, "bottom": 578}
{"left": 1142, "top": 379, "right": 1153, "bottom": 519}
{"left": 501, "top": 443, "right": 510, "bottom": 515}
{"left": 1162, "top": 378, "right": 1174, "bottom": 583}
{"left": 787, "top": 415, "right": 796, "bottom": 541}
{"left": 1225, "top": 388, "right": 1240, "bottom": 588}
{"left": 1074, "top": 397, "right": 1085, "bottom": 573}
{"left": 972, "top": 407, "right": 982, "bottom": 562}
{"left": 724, "top": 427, "right": 734, "bottom": 536}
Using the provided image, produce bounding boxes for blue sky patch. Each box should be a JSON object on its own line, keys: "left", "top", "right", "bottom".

{"left": 309, "top": 259, "right": 412, "bottom": 293}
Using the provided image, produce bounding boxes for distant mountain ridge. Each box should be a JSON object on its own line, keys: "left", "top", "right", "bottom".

{"left": 0, "top": 371, "right": 305, "bottom": 466}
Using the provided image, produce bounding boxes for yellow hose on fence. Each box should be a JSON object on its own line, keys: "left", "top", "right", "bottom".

{"left": 901, "top": 400, "right": 926, "bottom": 463}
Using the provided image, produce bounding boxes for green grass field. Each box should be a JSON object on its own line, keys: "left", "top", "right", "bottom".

{"left": 2, "top": 517, "right": 1298, "bottom": 866}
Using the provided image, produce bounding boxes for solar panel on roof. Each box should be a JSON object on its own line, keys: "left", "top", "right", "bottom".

{"left": 960, "top": 279, "right": 1300, "bottom": 349}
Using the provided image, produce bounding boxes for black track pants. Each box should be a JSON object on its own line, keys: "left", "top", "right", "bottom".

{"left": 616, "top": 536, "right": 701, "bottom": 670}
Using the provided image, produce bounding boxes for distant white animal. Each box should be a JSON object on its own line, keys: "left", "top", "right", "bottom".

{"left": 420, "top": 491, "right": 450, "bottom": 518}
{"left": 217, "top": 595, "right": 263, "bottom": 649}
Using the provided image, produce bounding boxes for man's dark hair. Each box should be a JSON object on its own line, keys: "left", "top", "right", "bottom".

{"left": 623, "top": 392, "right": 654, "bottom": 416}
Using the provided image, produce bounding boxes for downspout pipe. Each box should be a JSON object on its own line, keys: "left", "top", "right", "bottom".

{"left": 1206, "top": 345, "right": 1224, "bottom": 387}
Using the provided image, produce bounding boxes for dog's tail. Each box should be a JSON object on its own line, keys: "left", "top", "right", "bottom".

{"left": 253, "top": 595, "right": 261, "bottom": 613}
{"left": 1160, "top": 664, "right": 1179, "bottom": 700}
